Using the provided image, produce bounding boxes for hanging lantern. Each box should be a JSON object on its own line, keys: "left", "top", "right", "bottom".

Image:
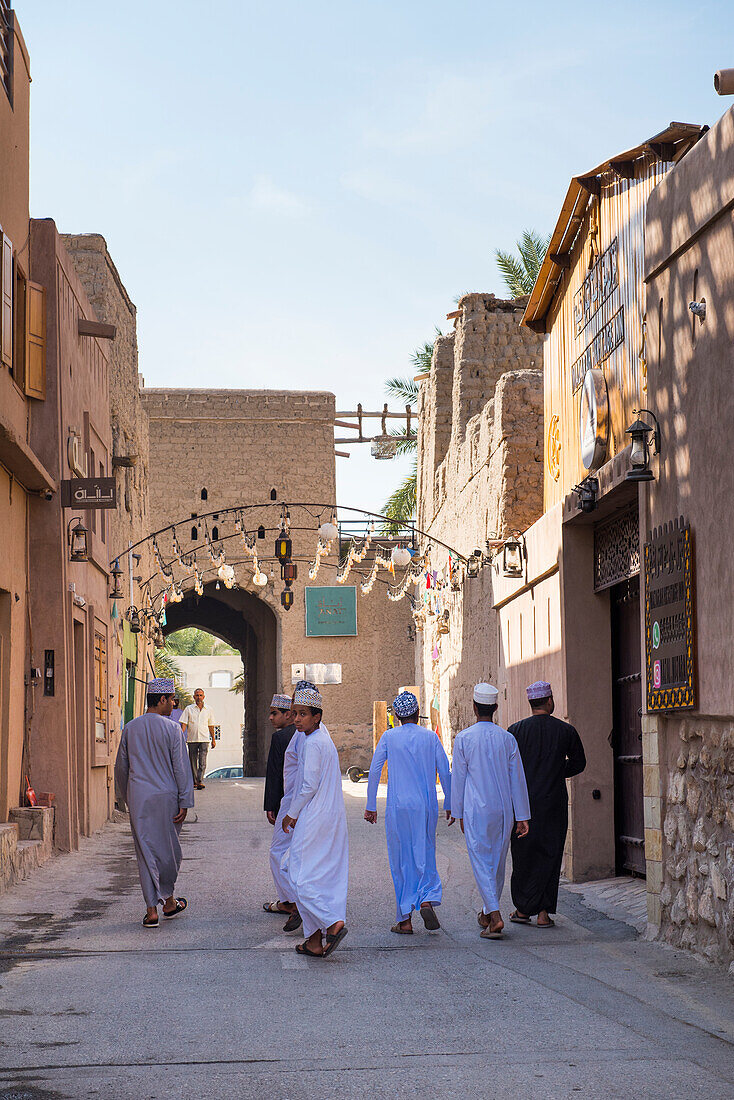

{"left": 275, "top": 529, "right": 292, "bottom": 563}
{"left": 68, "top": 518, "right": 89, "bottom": 563}
{"left": 391, "top": 545, "right": 412, "bottom": 570}
{"left": 110, "top": 558, "right": 124, "bottom": 599}
{"left": 253, "top": 570, "right": 268, "bottom": 588}
{"left": 502, "top": 535, "right": 525, "bottom": 578}
{"left": 217, "top": 563, "right": 236, "bottom": 588}
{"left": 281, "top": 588, "right": 294, "bottom": 610}
{"left": 319, "top": 520, "right": 338, "bottom": 542}
{"left": 282, "top": 561, "right": 298, "bottom": 584}
{"left": 128, "top": 607, "right": 141, "bottom": 634}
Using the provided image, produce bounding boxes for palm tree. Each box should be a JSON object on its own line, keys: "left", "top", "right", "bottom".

{"left": 153, "top": 650, "right": 193, "bottom": 707}
{"left": 164, "top": 628, "right": 237, "bottom": 656}
{"left": 495, "top": 230, "right": 551, "bottom": 298}
{"left": 380, "top": 370, "right": 424, "bottom": 532}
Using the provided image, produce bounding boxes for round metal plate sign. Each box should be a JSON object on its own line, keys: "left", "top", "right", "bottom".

{"left": 579, "top": 368, "right": 609, "bottom": 470}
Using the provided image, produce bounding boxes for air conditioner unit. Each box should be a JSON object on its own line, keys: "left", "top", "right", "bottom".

{"left": 67, "top": 431, "right": 88, "bottom": 478}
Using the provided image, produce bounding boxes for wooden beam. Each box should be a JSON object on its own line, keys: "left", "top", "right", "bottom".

{"left": 549, "top": 253, "right": 571, "bottom": 268}
{"left": 648, "top": 141, "right": 674, "bottom": 162}
{"left": 335, "top": 450, "right": 351, "bottom": 459}
{"left": 577, "top": 175, "right": 601, "bottom": 196}
{"left": 78, "top": 318, "right": 116, "bottom": 340}
{"left": 446, "top": 309, "right": 462, "bottom": 319}
{"left": 413, "top": 372, "right": 431, "bottom": 382}
{"left": 525, "top": 319, "right": 546, "bottom": 334}
{"left": 609, "top": 159, "right": 635, "bottom": 180}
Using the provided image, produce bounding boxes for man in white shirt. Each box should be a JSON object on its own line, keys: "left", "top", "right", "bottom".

{"left": 180, "top": 688, "right": 216, "bottom": 790}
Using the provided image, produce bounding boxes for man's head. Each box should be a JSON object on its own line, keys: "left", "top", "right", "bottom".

{"left": 472, "top": 682, "right": 499, "bottom": 722}
{"left": 269, "top": 693, "right": 294, "bottom": 729}
{"left": 193, "top": 688, "right": 205, "bottom": 708}
{"left": 146, "top": 678, "right": 176, "bottom": 716}
{"left": 392, "top": 691, "right": 419, "bottom": 725}
{"left": 527, "top": 680, "right": 554, "bottom": 715}
{"left": 292, "top": 686, "right": 323, "bottom": 734}
{"left": 173, "top": 696, "right": 180, "bottom": 708}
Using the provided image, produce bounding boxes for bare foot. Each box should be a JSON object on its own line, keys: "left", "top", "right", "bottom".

{"left": 397, "top": 917, "right": 413, "bottom": 932}
{"left": 537, "top": 910, "right": 554, "bottom": 927}
{"left": 305, "top": 930, "right": 324, "bottom": 955}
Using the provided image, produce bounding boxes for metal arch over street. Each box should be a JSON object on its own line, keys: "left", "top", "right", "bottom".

{"left": 109, "top": 501, "right": 470, "bottom": 570}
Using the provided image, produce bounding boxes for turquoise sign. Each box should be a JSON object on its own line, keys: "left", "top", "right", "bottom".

{"left": 305, "top": 586, "right": 358, "bottom": 637}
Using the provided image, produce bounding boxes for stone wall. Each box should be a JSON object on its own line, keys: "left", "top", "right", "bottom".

{"left": 658, "top": 716, "right": 733, "bottom": 966}
{"left": 416, "top": 295, "right": 543, "bottom": 747}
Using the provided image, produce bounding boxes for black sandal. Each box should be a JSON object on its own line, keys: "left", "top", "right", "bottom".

{"left": 420, "top": 905, "right": 440, "bottom": 930}
{"left": 283, "top": 910, "right": 302, "bottom": 932}
{"left": 295, "top": 942, "right": 323, "bottom": 957}
{"left": 323, "top": 926, "right": 348, "bottom": 956}
{"left": 142, "top": 913, "right": 159, "bottom": 928}
{"left": 162, "top": 898, "right": 188, "bottom": 919}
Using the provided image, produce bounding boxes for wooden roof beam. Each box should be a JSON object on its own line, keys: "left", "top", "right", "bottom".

{"left": 577, "top": 175, "right": 601, "bottom": 196}
{"left": 549, "top": 253, "right": 571, "bottom": 268}
{"left": 609, "top": 159, "right": 635, "bottom": 179}
{"left": 648, "top": 141, "right": 674, "bottom": 161}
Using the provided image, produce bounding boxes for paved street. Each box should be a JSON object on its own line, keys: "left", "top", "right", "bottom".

{"left": 0, "top": 780, "right": 732, "bottom": 1100}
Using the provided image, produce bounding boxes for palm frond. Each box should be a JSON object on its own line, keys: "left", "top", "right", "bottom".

{"left": 388, "top": 426, "right": 417, "bottom": 456}
{"left": 154, "top": 650, "right": 181, "bottom": 680}
{"left": 495, "top": 249, "right": 532, "bottom": 297}
{"left": 165, "top": 628, "right": 237, "bottom": 656}
{"left": 380, "top": 460, "right": 417, "bottom": 534}
{"left": 384, "top": 376, "right": 419, "bottom": 406}
{"left": 517, "top": 230, "right": 551, "bottom": 284}
{"left": 230, "top": 672, "right": 245, "bottom": 695}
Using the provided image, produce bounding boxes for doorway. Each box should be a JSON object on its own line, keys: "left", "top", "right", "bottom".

{"left": 610, "top": 575, "right": 645, "bottom": 875}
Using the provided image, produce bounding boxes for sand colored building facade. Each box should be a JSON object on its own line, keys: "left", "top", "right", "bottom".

{"left": 142, "top": 388, "right": 414, "bottom": 773}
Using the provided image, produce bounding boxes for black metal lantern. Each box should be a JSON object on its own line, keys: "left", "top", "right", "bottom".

{"left": 110, "top": 558, "right": 124, "bottom": 599}
{"left": 275, "top": 529, "right": 292, "bottom": 563}
{"left": 281, "top": 589, "right": 294, "bottom": 610}
{"left": 502, "top": 535, "right": 524, "bottom": 578}
{"left": 466, "top": 554, "right": 481, "bottom": 579}
{"left": 68, "top": 517, "right": 89, "bottom": 563}
{"left": 625, "top": 409, "right": 660, "bottom": 483}
{"left": 574, "top": 476, "right": 599, "bottom": 513}
{"left": 127, "top": 607, "right": 141, "bottom": 634}
{"left": 282, "top": 560, "right": 298, "bottom": 584}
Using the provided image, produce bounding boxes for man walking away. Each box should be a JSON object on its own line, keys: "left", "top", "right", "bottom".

{"left": 263, "top": 693, "right": 299, "bottom": 918}
{"left": 170, "top": 696, "right": 183, "bottom": 726}
{"left": 509, "top": 681, "right": 586, "bottom": 928}
{"left": 449, "top": 684, "right": 530, "bottom": 939}
{"left": 364, "top": 692, "right": 451, "bottom": 935}
{"left": 180, "top": 688, "right": 215, "bottom": 789}
{"left": 114, "top": 678, "right": 194, "bottom": 928}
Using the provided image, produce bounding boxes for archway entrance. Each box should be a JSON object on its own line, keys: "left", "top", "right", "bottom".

{"left": 163, "top": 582, "right": 278, "bottom": 775}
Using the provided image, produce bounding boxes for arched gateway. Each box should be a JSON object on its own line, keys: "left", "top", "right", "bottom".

{"left": 162, "top": 584, "right": 278, "bottom": 774}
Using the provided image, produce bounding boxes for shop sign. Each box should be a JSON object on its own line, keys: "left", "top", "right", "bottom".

{"left": 305, "top": 586, "right": 357, "bottom": 637}
{"left": 573, "top": 237, "right": 619, "bottom": 336}
{"left": 61, "top": 477, "right": 117, "bottom": 509}
{"left": 644, "top": 518, "right": 695, "bottom": 710}
{"left": 571, "top": 307, "right": 625, "bottom": 393}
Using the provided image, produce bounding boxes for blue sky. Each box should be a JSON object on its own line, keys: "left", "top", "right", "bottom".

{"left": 17, "top": 0, "right": 734, "bottom": 514}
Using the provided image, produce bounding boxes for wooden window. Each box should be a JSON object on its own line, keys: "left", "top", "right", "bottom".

{"left": 94, "top": 630, "right": 107, "bottom": 743}
{"left": 99, "top": 460, "right": 106, "bottom": 544}
{"left": 1, "top": 231, "right": 12, "bottom": 368}
{"left": 0, "top": 1, "right": 12, "bottom": 105}
{"left": 24, "top": 281, "right": 46, "bottom": 399}
{"left": 13, "top": 260, "right": 25, "bottom": 389}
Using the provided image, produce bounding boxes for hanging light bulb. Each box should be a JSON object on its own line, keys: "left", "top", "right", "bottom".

{"left": 391, "top": 545, "right": 412, "bottom": 569}
{"left": 253, "top": 570, "right": 268, "bottom": 587}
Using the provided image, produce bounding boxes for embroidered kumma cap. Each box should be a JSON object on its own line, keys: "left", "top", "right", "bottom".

{"left": 293, "top": 687, "right": 323, "bottom": 708}
{"left": 271, "top": 694, "right": 292, "bottom": 709}
{"left": 473, "top": 683, "right": 499, "bottom": 705}
{"left": 294, "top": 679, "right": 317, "bottom": 692}
{"left": 393, "top": 691, "right": 419, "bottom": 718}
{"left": 527, "top": 680, "right": 552, "bottom": 700}
{"left": 147, "top": 677, "right": 175, "bottom": 694}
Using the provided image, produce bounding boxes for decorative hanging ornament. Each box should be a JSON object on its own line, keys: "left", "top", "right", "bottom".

{"left": 253, "top": 570, "right": 268, "bottom": 588}
{"left": 319, "top": 520, "right": 338, "bottom": 542}
{"left": 391, "top": 545, "right": 412, "bottom": 570}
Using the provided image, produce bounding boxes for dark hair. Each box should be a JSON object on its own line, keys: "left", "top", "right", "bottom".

{"left": 398, "top": 711, "right": 420, "bottom": 724}
{"left": 272, "top": 706, "right": 291, "bottom": 715}
{"left": 530, "top": 695, "right": 552, "bottom": 708}
{"left": 474, "top": 701, "right": 497, "bottom": 719}
{"left": 307, "top": 707, "right": 323, "bottom": 718}
{"left": 147, "top": 692, "right": 173, "bottom": 708}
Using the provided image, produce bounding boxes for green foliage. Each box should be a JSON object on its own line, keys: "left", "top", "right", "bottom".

{"left": 164, "top": 628, "right": 237, "bottom": 656}
{"left": 230, "top": 671, "right": 245, "bottom": 695}
{"left": 384, "top": 376, "right": 419, "bottom": 406}
{"left": 381, "top": 458, "right": 417, "bottom": 534}
{"left": 495, "top": 229, "right": 551, "bottom": 298}
{"left": 154, "top": 650, "right": 193, "bottom": 707}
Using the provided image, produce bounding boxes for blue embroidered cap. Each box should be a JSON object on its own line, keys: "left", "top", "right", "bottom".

{"left": 294, "top": 687, "right": 323, "bottom": 708}
{"left": 393, "top": 691, "right": 419, "bottom": 718}
{"left": 295, "top": 679, "right": 316, "bottom": 692}
{"left": 147, "top": 677, "right": 175, "bottom": 694}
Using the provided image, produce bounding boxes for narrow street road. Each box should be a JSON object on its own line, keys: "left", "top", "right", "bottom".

{"left": 0, "top": 781, "right": 732, "bottom": 1100}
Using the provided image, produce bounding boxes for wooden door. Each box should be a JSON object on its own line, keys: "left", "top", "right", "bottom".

{"left": 610, "top": 576, "right": 645, "bottom": 875}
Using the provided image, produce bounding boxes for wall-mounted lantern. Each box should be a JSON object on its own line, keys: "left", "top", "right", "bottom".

{"left": 127, "top": 607, "right": 141, "bottom": 634}
{"left": 573, "top": 476, "right": 599, "bottom": 513}
{"left": 625, "top": 408, "right": 661, "bottom": 483}
{"left": 502, "top": 534, "right": 526, "bottom": 578}
{"left": 466, "top": 551, "right": 481, "bottom": 579}
{"left": 275, "top": 529, "right": 293, "bottom": 563}
{"left": 110, "top": 558, "right": 124, "bottom": 598}
{"left": 68, "top": 517, "right": 89, "bottom": 563}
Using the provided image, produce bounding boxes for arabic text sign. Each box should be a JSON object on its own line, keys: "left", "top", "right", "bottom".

{"left": 61, "top": 477, "right": 117, "bottom": 509}
{"left": 305, "top": 586, "right": 357, "bottom": 637}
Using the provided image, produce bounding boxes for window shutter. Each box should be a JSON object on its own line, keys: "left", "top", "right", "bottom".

{"left": 1, "top": 233, "right": 12, "bottom": 368}
{"left": 24, "top": 281, "right": 46, "bottom": 399}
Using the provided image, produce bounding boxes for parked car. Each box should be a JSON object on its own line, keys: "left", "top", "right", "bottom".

{"left": 204, "top": 766, "right": 244, "bottom": 780}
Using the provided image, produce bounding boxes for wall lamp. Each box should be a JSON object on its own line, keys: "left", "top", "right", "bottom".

{"left": 466, "top": 550, "right": 482, "bottom": 579}
{"left": 110, "top": 558, "right": 124, "bottom": 599}
{"left": 126, "top": 607, "right": 141, "bottom": 634}
{"left": 573, "top": 476, "right": 599, "bottom": 513}
{"left": 68, "top": 517, "right": 89, "bottom": 563}
{"left": 625, "top": 409, "right": 661, "bottom": 483}
{"left": 502, "top": 534, "right": 526, "bottom": 578}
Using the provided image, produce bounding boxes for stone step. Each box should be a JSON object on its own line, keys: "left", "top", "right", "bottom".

{"left": 0, "top": 807, "right": 55, "bottom": 895}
